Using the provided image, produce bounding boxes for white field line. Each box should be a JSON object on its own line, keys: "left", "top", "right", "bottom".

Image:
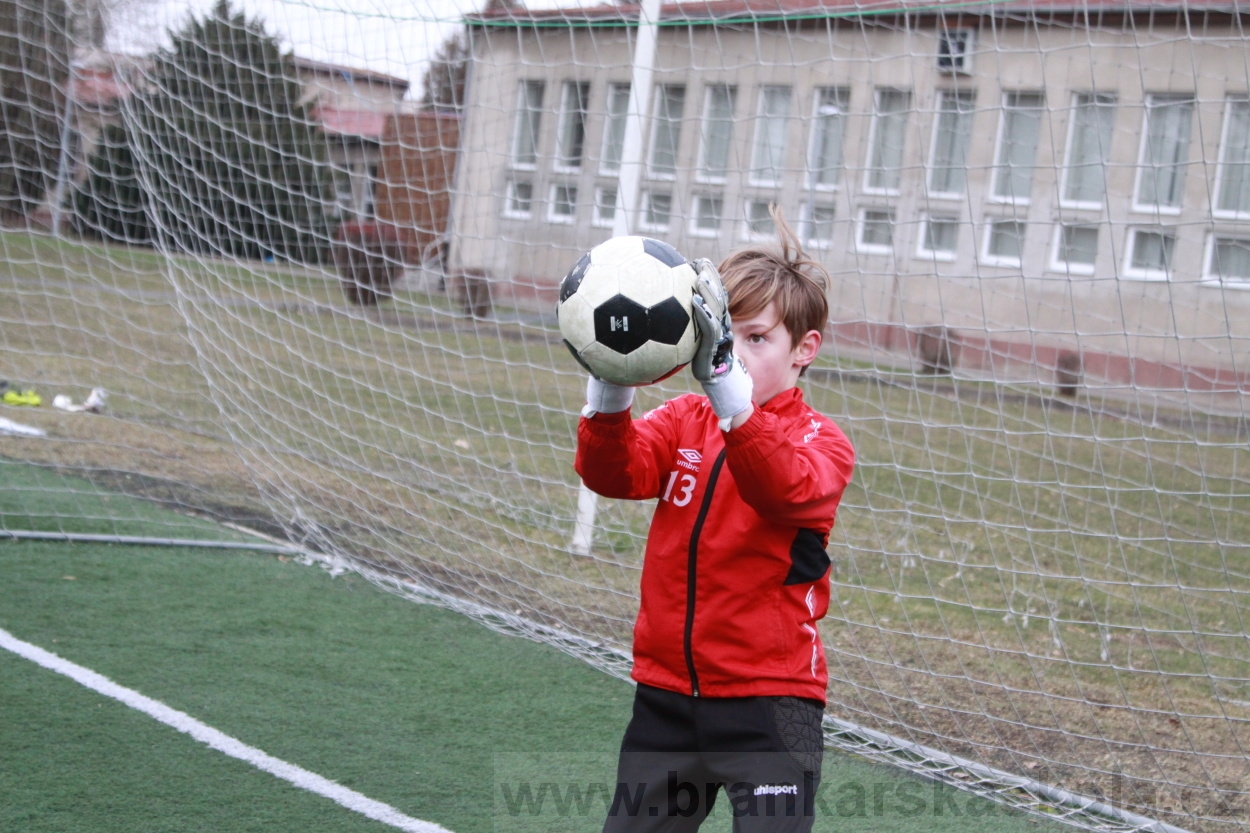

{"left": 0, "top": 626, "right": 453, "bottom": 833}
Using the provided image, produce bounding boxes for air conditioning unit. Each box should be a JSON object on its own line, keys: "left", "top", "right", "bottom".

{"left": 938, "top": 30, "right": 974, "bottom": 74}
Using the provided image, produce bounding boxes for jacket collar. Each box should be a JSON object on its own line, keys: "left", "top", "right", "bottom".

{"left": 759, "top": 386, "right": 806, "bottom": 416}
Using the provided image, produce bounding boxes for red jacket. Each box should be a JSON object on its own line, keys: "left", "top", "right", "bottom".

{"left": 576, "top": 387, "right": 855, "bottom": 703}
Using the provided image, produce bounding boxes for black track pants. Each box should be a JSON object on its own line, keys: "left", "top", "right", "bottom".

{"left": 602, "top": 683, "right": 824, "bottom": 833}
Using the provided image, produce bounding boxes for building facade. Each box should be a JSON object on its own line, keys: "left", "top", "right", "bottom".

{"left": 454, "top": 1, "right": 1250, "bottom": 393}
{"left": 295, "top": 57, "right": 413, "bottom": 221}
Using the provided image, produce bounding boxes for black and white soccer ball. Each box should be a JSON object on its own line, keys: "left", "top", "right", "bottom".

{"left": 557, "top": 236, "right": 700, "bottom": 386}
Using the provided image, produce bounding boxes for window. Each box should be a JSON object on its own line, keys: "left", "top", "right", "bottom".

{"left": 937, "top": 29, "right": 974, "bottom": 74}
{"left": 1134, "top": 94, "right": 1193, "bottom": 212}
{"left": 1216, "top": 97, "right": 1250, "bottom": 217}
{"left": 593, "top": 186, "right": 617, "bottom": 228}
{"left": 1205, "top": 235, "right": 1250, "bottom": 283}
{"left": 510, "top": 80, "right": 544, "bottom": 169}
{"left": 750, "top": 85, "right": 792, "bottom": 185}
{"left": 1052, "top": 223, "right": 1099, "bottom": 274}
{"left": 928, "top": 90, "right": 976, "bottom": 197}
{"left": 866, "top": 89, "right": 911, "bottom": 193}
{"left": 503, "top": 180, "right": 533, "bottom": 218}
{"left": 362, "top": 163, "right": 375, "bottom": 217}
{"left": 800, "top": 203, "right": 836, "bottom": 248}
{"left": 600, "top": 83, "right": 631, "bottom": 174}
{"left": 857, "top": 208, "right": 895, "bottom": 253}
{"left": 808, "top": 87, "right": 848, "bottom": 190}
{"left": 548, "top": 184, "right": 577, "bottom": 223}
{"left": 648, "top": 85, "right": 686, "bottom": 179}
{"left": 1124, "top": 228, "right": 1175, "bottom": 279}
{"left": 690, "top": 194, "right": 723, "bottom": 236}
{"left": 983, "top": 219, "right": 1026, "bottom": 267}
{"left": 991, "top": 92, "right": 1044, "bottom": 203}
{"left": 745, "top": 200, "right": 775, "bottom": 237}
{"left": 918, "top": 216, "right": 960, "bottom": 260}
{"left": 556, "top": 81, "right": 590, "bottom": 170}
{"left": 641, "top": 191, "right": 672, "bottom": 230}
{"left": 697, "top": 84, "right": 736, "bottom": 182}
{"left": 1061, "top": 93, "right": 1116, "bottom": 207}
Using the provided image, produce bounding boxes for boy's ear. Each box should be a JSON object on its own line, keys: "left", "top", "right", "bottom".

{"left": 793, "top": 329, "right": 822, "bottom": 368}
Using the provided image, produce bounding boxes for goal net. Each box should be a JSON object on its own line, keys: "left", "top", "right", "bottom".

{"left": 1, "top": 0, "right": 1248, "bottom": 829}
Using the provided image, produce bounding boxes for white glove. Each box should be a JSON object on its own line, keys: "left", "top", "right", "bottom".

{"left": 582, "top": 375, "right": 634, "bottom": 418}
{"left": 690, "top": 259, "right": 752, "bottom": 426}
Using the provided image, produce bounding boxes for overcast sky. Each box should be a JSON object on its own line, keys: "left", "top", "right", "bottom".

{"left": 111, "top": 0, "right": 534, "bottom": 98}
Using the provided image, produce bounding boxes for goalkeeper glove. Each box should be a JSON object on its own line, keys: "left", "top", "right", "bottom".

{"left": 582, "top": 375, "right": 634, "bottom": 418}
{"left": 690, "top": 258, "right": 753, "bottom": 428}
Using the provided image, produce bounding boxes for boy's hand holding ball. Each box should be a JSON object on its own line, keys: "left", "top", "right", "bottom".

{"left": 691, "top": 259, "right": 753, "bottom": 429}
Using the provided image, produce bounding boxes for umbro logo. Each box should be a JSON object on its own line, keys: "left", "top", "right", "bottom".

{"left": 675, "top": 448, "right": 702, "bottom": 473}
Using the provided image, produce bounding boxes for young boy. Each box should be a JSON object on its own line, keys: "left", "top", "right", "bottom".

{"left": 575, "top": 212, "right": 856, "bottom": 832}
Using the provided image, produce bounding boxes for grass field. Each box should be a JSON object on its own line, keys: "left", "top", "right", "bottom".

{"left": 0, "top": 461, "right": 1071, "bottom": 833}
{"left": 2, "top": 230, "right": 1248, "bottom": 829}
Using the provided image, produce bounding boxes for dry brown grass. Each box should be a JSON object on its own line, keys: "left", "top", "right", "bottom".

{"left": 2, "top": 231, "right": 1248, "bottom": 831}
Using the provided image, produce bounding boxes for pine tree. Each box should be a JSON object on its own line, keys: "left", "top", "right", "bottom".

{"left": 0, "top": 0, "right": 70, "bottom": 223}
{"left": 420, "top": 31, "right": 467, "bottom": 112}
{"left": 73, "top": 123, "right": 151, "bottom": 243}
{"left": 133, "top": 0, "right": 331, "bottom": 261}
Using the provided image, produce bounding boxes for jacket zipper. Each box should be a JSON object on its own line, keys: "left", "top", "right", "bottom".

{"left": 683, "top": 447, "right": 728, "bottom": 698}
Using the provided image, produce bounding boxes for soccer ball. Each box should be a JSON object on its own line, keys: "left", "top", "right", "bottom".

{"left": 557, "top": 236, "right": 700, "bottom": 386}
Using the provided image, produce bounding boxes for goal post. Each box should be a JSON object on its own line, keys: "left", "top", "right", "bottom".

{"left": 1, "top": 0, "right": 1249, "bottom": 830}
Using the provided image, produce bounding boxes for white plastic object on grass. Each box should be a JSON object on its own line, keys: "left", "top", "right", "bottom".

{"left": 52, "top": 388, "right": 107, "bottom": 413}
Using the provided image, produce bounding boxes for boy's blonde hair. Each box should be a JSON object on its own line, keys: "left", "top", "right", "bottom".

{"left": 718, "top": 205, "right": 830, "bottom": 373}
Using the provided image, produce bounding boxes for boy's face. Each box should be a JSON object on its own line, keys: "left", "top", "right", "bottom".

{"left": 730, "top": 301, "right": 822, "bottom": 407}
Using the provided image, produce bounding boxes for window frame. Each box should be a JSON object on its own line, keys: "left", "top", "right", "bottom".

{"left": 1203, "top": 233, "right": 1250, "bottom": 285}
{"left": 696, "top": 84, "right": 736, "bottom": 184}
{"left": 502, "top": 179, "right": 534, "bottom": 219}
{"left": 1130, "top": 93, "right": 1194, "bottom": 216}
{"left": 599, "top": 82, "right": 631, "bottom": 176}
{"left": 1122, "top": 226, "right": 1176, "bottom": 281}
{"left": 749, "top": 85, "right": 792, "bottom": 187}
{"left": 926, "top": 89, "right": 976, "bottom": 199}
{"left": 980, "top": 218, "right": 1026, "bottom": 268}
{"left": 864, "top": 89, "right": 911, "bottom": 195}
{"left": 743, "top": 199, "right": 777, "bottom": 239}
{"left": 689, "top": 193, "right": 724, "bottom": 238}
{"left": 1214, "top": 96, "right": 1250, "bottom": 219}
{"left": 639, "top": 190, "right": 673, "bottom": 232}
{"left": 807, "top": 87, "right": 849, "bottom": 191}
{"left": 1059, "top": 92, "right": 1117, "bottom": 210}
{"left": 937, "top": 29, "right": 975, "bottom": 74}
{"left": 915, "top": 214, "right": 961, "bottom": 262}
{"left": 989, "top": 91, "right": 1044, "bottom": 205}
{"left": 592, "top": 185, "right": 618, "bottom": 228}
{"left": 799, "top": 201, "right": 836, "bottom": 249}
{"left": 555, "top": 80, "right": 590, "bottom": 172}
{"left": 647, "top": 84, "right": 686, "bottom": 181}
{"left": 509, "top": 80, "right": 545, "bottom": 171}
{"left": 856, "top": 207, "right": 896, "bottom": 254}
{"left": 547, "top": 183, "right": 578, "bottom": 224}
{"left": 1050, "top": 222, "right": 1100, "bottom": 275}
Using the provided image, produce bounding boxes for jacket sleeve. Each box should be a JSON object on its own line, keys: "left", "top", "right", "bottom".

{"left": 722, "top": 407, "right": 855, "bottom": 529}
{"left": 574, "top": 398, "right": 685, "bottom": 501}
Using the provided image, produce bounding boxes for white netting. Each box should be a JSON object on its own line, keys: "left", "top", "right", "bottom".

{"left": 2, "top": 0, "right": 1249, "bottom": 830}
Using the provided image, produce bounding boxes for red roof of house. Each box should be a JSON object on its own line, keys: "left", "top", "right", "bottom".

{"left": 313, "top": 106, "right": 391, "bottom": 139}
{"left": 470, "top": 0, "right": 1236, "bottom": 24}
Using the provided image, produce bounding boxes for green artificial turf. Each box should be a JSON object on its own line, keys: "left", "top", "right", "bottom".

{"left": 0, "top": 462, "right": 1064, "bottom": 832}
